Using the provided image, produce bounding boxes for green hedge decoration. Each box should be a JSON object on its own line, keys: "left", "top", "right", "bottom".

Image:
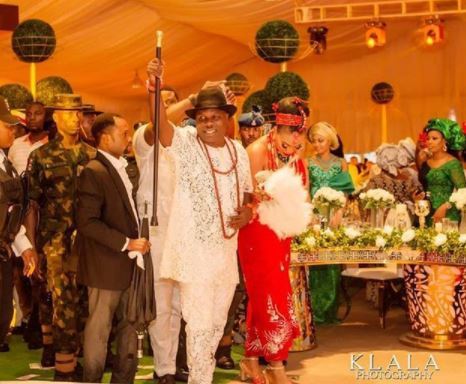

{"left": 226, "top": 73, "right": 250, "bottom": 96}
{"left": 255, "top": 20, "right": 300, "bottom": 64}
{"left": 11, "top": 19, "right": 56, "bottom": 63}
{"left": 36, "top": 76, "right": 73, "bottom": 106}
{"left": 242, "top": 90, "right": 268, "bottom": 113}
{"left": 264, "top": 72, "right": 310, "bottom": 107}
{"left": 0, "top": 84, "right": 33, "bottom": 109}
{"left": 371, "top": 82, "right": 394, "bottom": 104}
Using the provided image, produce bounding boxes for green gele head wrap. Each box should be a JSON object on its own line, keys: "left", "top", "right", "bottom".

{"left": 424, "top": 118, "right": 466, "bottom": 151}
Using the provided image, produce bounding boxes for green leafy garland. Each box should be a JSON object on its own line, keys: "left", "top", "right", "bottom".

{"left": 293, "top": 227, "right": 466, "bottom": 262}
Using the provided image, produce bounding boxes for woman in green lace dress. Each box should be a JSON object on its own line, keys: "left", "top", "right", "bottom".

{"left": 418, "top": 118, "right": 466, "bottom": 223}
{"left": 307, "top": 122, "right": 354, "bottom": 324}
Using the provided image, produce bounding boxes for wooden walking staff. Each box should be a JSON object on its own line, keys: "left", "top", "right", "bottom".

{"left": 151, "top": 30, "right": 163, "bottom": 229}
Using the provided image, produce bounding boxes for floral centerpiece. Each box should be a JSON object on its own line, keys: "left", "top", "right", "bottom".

{"left": 293, "top": 226, "right": 466, "bottom": 263}
{"left": 449, "top": 188, "right": 466, "bottom": 209}
{"left": 359, "top": 189, "right": 395, "bottom": 209}
{"left": 450, "top": 188, "right": 466, "bottom": 233}
{"left": 359, "top": 189, "right": 395, "bottom": 228}
{"left": 312, "top": 187, "right": 346, "bottom": 228}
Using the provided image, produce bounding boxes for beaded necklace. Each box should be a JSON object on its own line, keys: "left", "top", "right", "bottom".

{"left": 266, "top": 131, "right": 292, "bottom": 170}
{"left": 197, "top": 136, "right": 240, "bottom": 239}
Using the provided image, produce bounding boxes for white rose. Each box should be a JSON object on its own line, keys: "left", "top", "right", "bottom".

{"left": 323, "top": 228, "right": 334, "bottom": 237}
{"left": 459, "top": 234, "right": 466, "bottom": 244}
{"left": 401, "top": 229, "right": 416, "bottom": 243}
{"left": 383, "top": 225, "right": 393, "bottom": 235}
{"left": 433, "top": 233, "right": 447, "bottom": 247}
{"left": 344, "top": 227, "right": 361, "bottom": 239}
{"left": 375, "top": 236, "right": 386, "bottom": 248}
{"left": 305, "top": 237, "right": 316, "bottom": 248}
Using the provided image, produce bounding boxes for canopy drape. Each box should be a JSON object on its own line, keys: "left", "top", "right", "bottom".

{"left": 1, "top": 0, "right": 465, "bottom": 151}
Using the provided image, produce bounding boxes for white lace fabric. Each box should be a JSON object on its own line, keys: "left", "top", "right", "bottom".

{"left": 179, "top": 281, "right": 236, "bottom": 384}
{"left": 161, "top": 126, "right": 252, "bottom": 285}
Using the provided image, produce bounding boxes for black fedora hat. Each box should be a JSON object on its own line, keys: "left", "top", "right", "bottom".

{"left": 185, "top": 87, "right": 237, "bottom": 119}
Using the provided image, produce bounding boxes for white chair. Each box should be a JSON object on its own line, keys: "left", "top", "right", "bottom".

{"left": 341, "top": 263, "right": 404, "bottom": 328}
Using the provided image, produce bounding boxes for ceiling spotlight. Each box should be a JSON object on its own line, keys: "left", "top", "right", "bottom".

{"left": 422, "top": 17, "right": 444, "bottom": 46}
{"left": 365, "top": 20, "right": 386, "bottom": 48}
{"left": 307, "top": 26, "right": 328, "bottom": 54}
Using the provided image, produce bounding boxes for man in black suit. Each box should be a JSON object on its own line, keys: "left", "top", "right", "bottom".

{"left": 76, "top": 113, "right": 150, "bottom": 383}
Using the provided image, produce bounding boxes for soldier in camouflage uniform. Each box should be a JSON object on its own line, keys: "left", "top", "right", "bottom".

{"left": 27, "top": 94, "right": 96, "bottom": 381}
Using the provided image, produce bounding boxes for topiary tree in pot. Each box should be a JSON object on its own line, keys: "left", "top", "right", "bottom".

{"left": 255, "top": 20, "right": 300, "bottom": 71}
{"left": 0, "top": 83, "right": 33, "bottom": 109}
{"left": 226, "top": 73, "right": 250, "bottom": 96}
{"left": 36, "top": 76, "right": 73, "bottom": 106}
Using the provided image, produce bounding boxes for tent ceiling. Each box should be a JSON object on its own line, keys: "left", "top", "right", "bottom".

{"left": 2, "top": 0, "right": 462, "bottom": 100}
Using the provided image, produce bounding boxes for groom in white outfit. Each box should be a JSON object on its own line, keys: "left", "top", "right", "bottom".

{"left": 134, "top": 84, "right": 227, "bottom": 383}
{"left": 146, "top": 59, "right": 253, "bottom": 384}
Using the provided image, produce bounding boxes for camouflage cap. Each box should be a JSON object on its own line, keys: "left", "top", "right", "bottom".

{"left": 49, "top": 94, "right": 83, "bottom": 111}
{"left": 0, "top": 96, "right": 19, "bottom": 125}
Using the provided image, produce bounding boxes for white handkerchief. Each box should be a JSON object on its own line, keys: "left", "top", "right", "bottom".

{"left": 128, "top": 251, "right": 145, "bottom": 269}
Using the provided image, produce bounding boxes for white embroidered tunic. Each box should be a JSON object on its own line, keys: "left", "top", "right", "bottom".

{"left": 160, "top": 126, "right": 252, "bottom": 285}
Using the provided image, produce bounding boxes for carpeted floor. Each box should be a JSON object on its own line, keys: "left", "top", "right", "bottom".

{"left": 1, "top": 291, "right": 466, "bottom": 383}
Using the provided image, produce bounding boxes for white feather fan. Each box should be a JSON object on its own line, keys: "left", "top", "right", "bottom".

{"left": 256, "top": 166, "right": 311, "bottom": 239}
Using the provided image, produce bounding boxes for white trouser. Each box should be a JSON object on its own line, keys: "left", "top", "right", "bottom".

{"left": 148, "top": 227, "right": 182, "bottom": 378}
{"left": 148, "top": 278, "right": 181, "bottom": 376}
{"left": 180, "top": 281, "right": 236, "bottom": 384}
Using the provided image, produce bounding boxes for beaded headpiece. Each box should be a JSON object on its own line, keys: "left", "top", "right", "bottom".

{"left": 273, "top": 97, "right": 307, "bottom": 133}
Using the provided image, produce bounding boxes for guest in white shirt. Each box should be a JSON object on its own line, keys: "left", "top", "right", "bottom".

{"left": 8, "top": 101, "right": 49, "bottom": 174}
{"left": 8, "top": 101, "right": 49, "bottom": 350}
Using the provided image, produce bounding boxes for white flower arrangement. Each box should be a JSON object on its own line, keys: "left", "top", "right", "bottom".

{"left": 294, "top": 226, "right": 466, "bottom": 261}
{"left": 305, "top": 236, "right": 317, "bottom": 248}
{"left": 401, "top": 229, "right": 416, "bottom": 243}
{"left": 450, "top": 188, "right": 466, "bottom": 210}
{"left": 323, "top": 228, "right": 334, "bottom": 237}
{"left": 383, "top": 225, "right": 394, "bottom": 235}
{"left": 344, "top": 227, "right": 361, "bottom": 239}
{"left": 433, "top": 233, "right": 447, "bottom": 247}
{"left": 359, "top": 188, "right": 395, "bottom": 209}
{"left": 375, "top": 235, "right": 386, "bottom": 249}
{"left": 313, "top": 187, "right": 346, "bottom": 210}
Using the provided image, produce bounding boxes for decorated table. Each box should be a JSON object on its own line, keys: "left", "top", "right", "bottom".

{"left": 289, "top": 227, "right": 466, "bottom": 352}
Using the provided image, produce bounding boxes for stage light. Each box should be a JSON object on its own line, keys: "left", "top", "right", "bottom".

{"left": 365, "top": 20, "right": 386, "bottom": 48}
{"left": 366, "top": 34, "right": 377, "bottom": 48}
{"left": 422, "top": 17, "right": 444, "bottom": 46}
{"left": 307, "top": 26, "right": 328, "bottom": 54}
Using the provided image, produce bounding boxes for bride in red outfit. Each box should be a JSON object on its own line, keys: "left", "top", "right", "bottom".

{"left": 238, "top": 97, "right": 311, "bottom": 384}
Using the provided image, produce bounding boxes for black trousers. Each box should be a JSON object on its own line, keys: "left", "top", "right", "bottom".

{"left": 0, "top": 258, "right": 13, "bottom": 344}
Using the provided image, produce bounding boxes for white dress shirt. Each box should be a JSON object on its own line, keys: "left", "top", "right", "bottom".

{"left": 8, "top": 134, "right": 48, "bottom": 174}
{"left": 0, "top": 149, "right": 33, "bottom": 256}
{"left": 98, "top": 150, "right": 139, "bottom": 252}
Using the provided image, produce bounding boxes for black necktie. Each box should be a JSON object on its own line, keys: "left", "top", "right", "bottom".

{"left": 3, "top": 157, "right": 17, "bottom": 177}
